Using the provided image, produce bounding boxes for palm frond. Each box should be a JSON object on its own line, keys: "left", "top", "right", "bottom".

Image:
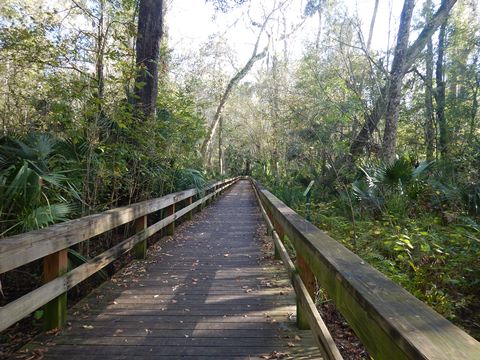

{"left": 412, "top": 160, "right": 435, "bottom": 179}
{"left": 175, "top": 168, "right": 206, "bottom": 195}
{"left": 20, "top": 203, "right": 72, "bottom": 231}
{"left": 67, "top": 249, "right": 108, "bottom": 280}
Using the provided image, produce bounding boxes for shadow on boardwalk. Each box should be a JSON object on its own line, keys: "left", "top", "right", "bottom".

{"left": 17, "top": 181, "right": 321, "bottom": 360}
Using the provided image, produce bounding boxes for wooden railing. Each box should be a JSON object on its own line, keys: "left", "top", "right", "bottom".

{"left": 0, "top": 177, "right": 239, "bottom": 332}
{"left": 251, "top": 179, "right": 480, "bottom": 360}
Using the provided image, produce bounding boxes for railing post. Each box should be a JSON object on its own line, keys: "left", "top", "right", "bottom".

{"left": 133, "top": 215, "right": 147, "bottom": 259}
{"left": 186, "top": 196, "right": 193, "bottom": 220}
{"left": 296, "top": 252, "right": 316, "bottom": 330}
{"left": 166, "top": 203, "right": 175, "bottom": 235}
{"left": 212, "top": 185, "right": 217, "bottom": 202}
{"left": 273, "top": 220, "right": 283, "bottom": 260}
{"left": 264, "top": 205, "right": 273, "bottom": 237}
{"left": 43, "top": 249, "right": 68, "bottom": 330}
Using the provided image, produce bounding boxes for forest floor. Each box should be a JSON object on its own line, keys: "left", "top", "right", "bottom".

{"left": 295, "top": 202, "right": 480, "bottom": 341}
{"left": 258, "top": 226, "right": 370, "bottom": 359}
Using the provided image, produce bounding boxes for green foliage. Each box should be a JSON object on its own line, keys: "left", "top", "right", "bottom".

{"left": 299, "top": 201, "right": 480, "bottom": 333}
{"left": 67, "top": 249, "right": 108, "bottom": 281}
{"left": 0, "top": 133, "right": 79, "bottom": 235}
{"left": 352, "top": 156, "right": 434, "bottom": 217}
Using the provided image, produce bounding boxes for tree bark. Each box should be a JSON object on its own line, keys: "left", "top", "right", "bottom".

{"left": 95, "top": 0, "right": 105, "bottom": 115}
{"left": 134, "top": 0, "right": 163, "bottom": 120}
{"left": 366, "top": 0, "right": 379, "bottom": 52}
{"left": 425, "top": 36, "right": 435, "bottom": 161}
{"left": 218, "top": 117, "right": 224, "bottom": 175}
{"left": 381, "top": 0, "right": 415, "bottom": 162}
{"left": 315, "top": 2, "right": 323, "bottom": 50}
{"left": 349, "top": 0, "right": 457, "bottom": 159}
{"left": 469, "top": 66, "right": 479, "bottom": 144}
{"left": 435, "top": 10, "right": 448, "bottom": 158}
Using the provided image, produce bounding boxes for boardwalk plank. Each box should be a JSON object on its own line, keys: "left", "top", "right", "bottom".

{"left": 22, "top": 180, "right": 322, "bottom": 360}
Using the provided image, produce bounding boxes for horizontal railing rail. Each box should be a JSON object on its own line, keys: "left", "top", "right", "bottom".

{"left": 251, "top": 178, "right": 480, "bottom": 360}
{"left": 250, "top": 180, "right": 343, "bottom": 360}
{"left": 0, "top": 177, "right": 239, "bottom": 332}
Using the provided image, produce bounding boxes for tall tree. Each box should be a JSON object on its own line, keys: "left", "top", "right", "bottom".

{"left": 381, "top": 0, "right": 415, "bottom": 162}
{"left": 435, "top": 1, "right": 448, "bottom": 158}
{"left": 349, "top": 0, "right": 457, "bottom": 160}
{"left": 425, "top": 35, "right": 435, "bottom": 161}
{"left": 366, "top": 0, "right": 379, "bottom": 52}
{"left": 200, "top": 7, "right": 275, "bottom": 163}
{"left": 134, "top": 0, "right": 163, "bottom": 120}
{"left": 418, "top": 0, "right": 436, "bottom": 161}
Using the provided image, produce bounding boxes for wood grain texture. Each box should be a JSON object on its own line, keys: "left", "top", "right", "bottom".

{"left": 254, "top": 180, "right": 480, "bottom": 360}
{"left": 252, "top": 181, "right": 342, "bottom": 359}
{"left": 20, "top": 180, "right": 322, "bottom": 360}
{"left": 0, "top": 179, "right": 236, "bottom": 274}
{"left": 0, "top": 179, "right": 237, "bottom": 333}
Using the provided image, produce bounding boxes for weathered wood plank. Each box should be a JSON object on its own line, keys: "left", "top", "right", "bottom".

{"left": 0, "top": 179, "right": 239, "bottom": 332}
{"left": 37, "top": 344, "right": 321, "bottom": 357}
{"left": 252, "top": 180, "right": 342, "bottom": 359}
{"left": 16, "top": 180, "right": 322, "bottom": 360}
{"left": 42, "top": 249, "right": 68, "bottom": 330}
{"left": 0, "top": 178, "right": 236, "bottom": 274}
{"left": 254, "top": 180, "right": 480, "bottom": 360}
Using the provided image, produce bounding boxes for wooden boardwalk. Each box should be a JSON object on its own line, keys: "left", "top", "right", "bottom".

{"left": 25, "top": 180, "right": 322, "bottom": 359}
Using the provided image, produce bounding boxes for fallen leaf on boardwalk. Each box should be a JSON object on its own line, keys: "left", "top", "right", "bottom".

{"left": 223, "top": 253, "right": 229, "bottom": 257}
{"left": 261, "top": 351, "right": 290, "bottom": 359}
{"left": 294, "top": 335, "right": 301, "bottom": 341}
{"left": 23, "top": 348, "right": 48, "bottom": 360}
{"left": 154, "top": 294, "right": 159, "bottom": 298}
{"left": 45, "top": 328, "right": 60, "bottom": 336}
{"left": 287, "top": 342, "right": 295, "bottom": 347}
{"left": 82, "top": 325, "right": 94, "bottom": 329}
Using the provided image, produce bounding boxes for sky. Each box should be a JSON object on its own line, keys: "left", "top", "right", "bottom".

{"left": 167, "top": 0, "right": 404, "bottom": 67}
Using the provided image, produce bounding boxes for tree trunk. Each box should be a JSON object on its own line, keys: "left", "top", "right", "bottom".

{"left": 435, "top": 8, "right": 448, "bottom": 158}
{"left": 200, "top": 50, "right": 266, "bottom": 163}
{"left": 425, "top": 36, "right": 435, "bottom": 161}
{"left": 315, "top": 2, "right": 323, "bottom": 50}
{"left": 469, "top": 67, "right": 479, "bottom": 144}
{"left": 424, "top": 0, "right": 435, "bottom": 161}
{"left": 218, "top": 117, "right": 224, "bottom": 175}
{"left": 366, "top": 0, "right": 379, "bottom": 52}
{"left": 381, "top": 0, "right": 415, "bottom": 162}
{"left": 200, "top": 5, "right": 279, "bottom": 164}
{"left": 95, "top": 0, "right": 105, "bottom": 116}
{"left": 349, "top": 0, "right": 457, "bottom": 160}
{"left": 134, "top": 0, "right": 163, "bottom": 120}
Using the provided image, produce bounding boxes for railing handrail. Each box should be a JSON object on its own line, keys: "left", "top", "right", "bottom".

{"left": 252, "top": 178, "right": 480, "bottom": 360}
{"left": 0, "top": 177, "right": 239, "bottom": 332}
{"left": 0, "top": 178, "right": 233, "bottom": 274}
{"left": 250, "top": 179, "right": 343, "bottom": 360}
